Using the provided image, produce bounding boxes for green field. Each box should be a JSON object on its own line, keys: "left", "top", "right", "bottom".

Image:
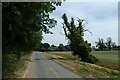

{"left": 90, "top": 50, "right": 119, "bottom": 69}
{"left": 47, "top": 50, "right": 119, "bottom": 69}
{"left": 91, "top": 50, "right": 118, "bottom": 63}
{"left": 44, "top": 50, "right": 120, "bottom": 78}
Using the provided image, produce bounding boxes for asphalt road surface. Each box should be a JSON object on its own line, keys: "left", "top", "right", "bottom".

{"left": 24, "top": 51, "right": 82, "bottom": 78}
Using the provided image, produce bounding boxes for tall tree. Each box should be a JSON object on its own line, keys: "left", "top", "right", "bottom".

{"left": 58, "top": 44, "right": 66, "bottom": 51}
{"left": 51, "top": 44, "right": 56, "bottom": 47}
{"left": 2, "top": 2, "right": 61, "bottom": 58}
{"left": 62, "top": 13, "right": 98, "bottom": 64}
{"left": 42, "top": 43, "right": 50, "bottom": 50}
{"left": 111, "top": 42, "right": 117, "bottom": 50}
{"left": 106, "top": 37, "right": 113, "bottom": 50}
{"left": 95, "top": 38, "right": 106, "bottom": 50}
{"left": 65, "top": 45, "right": 71, "bottom": 51}
{"left": 2, "top": 2, "right": 62, "bottom": 78}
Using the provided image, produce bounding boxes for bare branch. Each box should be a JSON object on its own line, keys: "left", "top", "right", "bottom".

{"left": 84, "top": 29, "right": 93, "bottom": 35}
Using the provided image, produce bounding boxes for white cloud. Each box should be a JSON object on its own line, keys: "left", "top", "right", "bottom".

{"left": 42, "top": 34, "right": 68, "bottom": 46}
{"left": 42, "top": 2, "right": 118, "bottom": 46}
{"left": 84, "top": 18, "right": 118, "bottom": 46}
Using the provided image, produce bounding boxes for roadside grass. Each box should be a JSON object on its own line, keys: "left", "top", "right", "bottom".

{"left": 43, "top": 51, "right": 120, "bottom": 78}
{"left": 47, "top": 51, "right": 79, "bottom": 60}
{"left": 2, "top": 51, "right": 32, "bottom": 78}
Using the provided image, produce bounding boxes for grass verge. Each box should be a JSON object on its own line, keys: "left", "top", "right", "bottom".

{"left": 2, "top": 51, "right": 33, "bottom": 78}
{"left": 43, "top": 52, "right": 120, "bottom": 78}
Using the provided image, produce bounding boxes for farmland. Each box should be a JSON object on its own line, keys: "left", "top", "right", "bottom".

{"left": 90, "top": 50, "right": 119, "bottom": 69}
{"left": 43, "top": 50, "right": 120, "bottom": 78}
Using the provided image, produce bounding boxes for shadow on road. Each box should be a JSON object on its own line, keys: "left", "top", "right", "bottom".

{"left": 34, "top": 58, "right": 66, "bottom": 61}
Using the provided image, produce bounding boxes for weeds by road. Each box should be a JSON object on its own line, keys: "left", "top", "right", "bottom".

{"left": 2, "top": 51, "right": 33, "bottom": 78}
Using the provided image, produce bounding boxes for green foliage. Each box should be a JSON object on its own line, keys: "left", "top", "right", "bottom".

{"left": 95, "top": 38, "right": 106, "bottom": 50}
{"left": 2, "top": 51, "right": 32, "bottom": 78}
{"left": 42, "top": 43, "right": 50, "bottom": 50}
{"left": 106, "top": 37, "right": 112, "bottom": 50}
{"left": 2, "top": 2, "right": 61, "bottom": 57}
{"left": 58, "top": 44, "right": 66, "bottom": 51}
{"left": 95, "top": 37, "right": 117, "bottom": 51}
{"left": 62, "top": 13, "right": 98, "bottom": 64}
{"left": 65, "top": 45, "right": 71, "bottom": 51}
{"left": 51, "top": 44, "right": 56, "bottom": 47}
{"left": 2, "top": 2, "right": 61, "bottom": 77}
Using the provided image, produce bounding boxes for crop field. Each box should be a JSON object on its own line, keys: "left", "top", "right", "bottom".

{"left": 90, "top": 50, "right": 119, "bottom": 69}
{"left": 44, "top": 50, "right": 120, "bottom": 78}
{"left": 47, "top": 50, "right": 119, "bottom": 70}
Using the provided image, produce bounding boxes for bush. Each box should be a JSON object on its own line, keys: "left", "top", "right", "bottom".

{"left": 80, "top": 54, "right": 98, "bottom": 64}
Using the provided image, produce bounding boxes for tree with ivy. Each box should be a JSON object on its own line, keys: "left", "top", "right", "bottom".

{"left": 62, "top": 13, "right": 98, "bottom": 64}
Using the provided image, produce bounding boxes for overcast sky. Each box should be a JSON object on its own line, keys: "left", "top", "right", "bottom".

{"left": 42, "top": 1, "right": 118, "bottom": 46}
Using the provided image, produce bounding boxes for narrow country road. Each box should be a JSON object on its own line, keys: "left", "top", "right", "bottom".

{"left": 24, "top": 51, "right": 82, "bottom": 78}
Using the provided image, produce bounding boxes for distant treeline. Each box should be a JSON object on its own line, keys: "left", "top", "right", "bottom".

{"left": 38, "top": 37, "right": 119, "bottom": 52}
{"left": 94, "top": 37, "right": 119, "bottom": 51}
{"left": 36, "top": 43, "right": 71, "bottom": 52}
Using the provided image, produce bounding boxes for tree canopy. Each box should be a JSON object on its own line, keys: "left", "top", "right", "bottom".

{"left": 95, "top": 38, "right": 106, "bottom": 50}
{"left": 58, "top": 44, "right": 66, "bottom": 51}
{"left": 95, "top": 37, "right": 117, "bottom": 50}
{"left": 2, "top": 2, "right": 61, "bottom": 58}
{"left": 43, "top": 43, "right": 50, "bottom": 49}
